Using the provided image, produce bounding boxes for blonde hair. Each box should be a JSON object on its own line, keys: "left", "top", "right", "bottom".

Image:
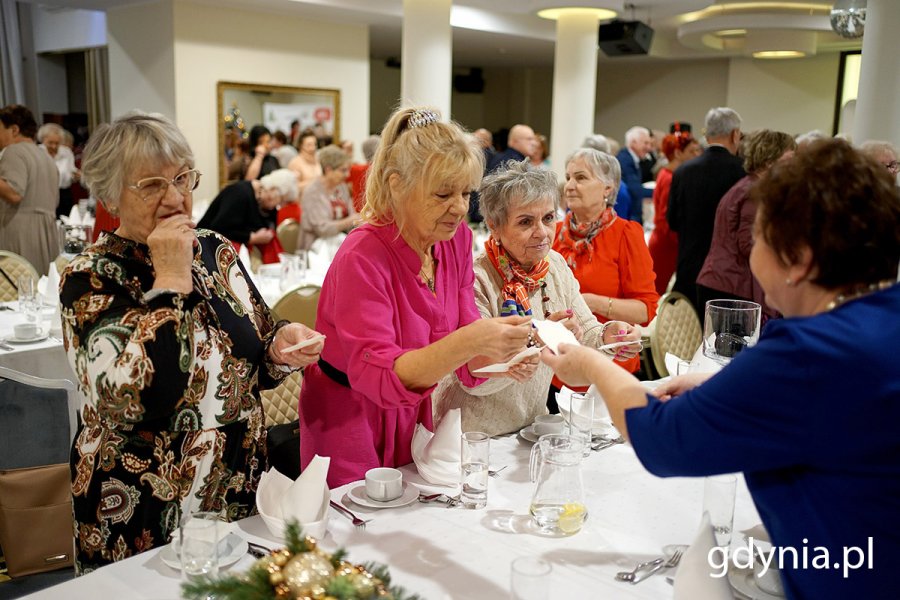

{"left": 362, "top": 106, "right": 483, "bottom": 229}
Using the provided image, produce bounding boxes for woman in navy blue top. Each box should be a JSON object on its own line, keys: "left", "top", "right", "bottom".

{"left": 542, "top": 138, "right": 900, "bottom": 600}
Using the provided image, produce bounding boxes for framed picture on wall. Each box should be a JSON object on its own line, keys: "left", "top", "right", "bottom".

{"left": 833, "top": 50, "right": 861, "bottom": 137}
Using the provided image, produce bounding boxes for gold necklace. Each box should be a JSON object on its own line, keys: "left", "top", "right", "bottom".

{"left": 825, "top": 279, "right": 895, "bottom": 311}
{"left": 420, "top": 254, "right": 435, "bottom": 293}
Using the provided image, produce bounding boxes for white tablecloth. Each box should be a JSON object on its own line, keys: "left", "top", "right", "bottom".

{"left": 24, "top": 432, "right": 759, "bottom": 599}
{"left": 0, "top": 303, "right": 71, "bottom": 381}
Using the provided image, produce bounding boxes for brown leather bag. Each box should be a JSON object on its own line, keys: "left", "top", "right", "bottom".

{"left": 0, "top": 463, "right": 74, "bottom": 577}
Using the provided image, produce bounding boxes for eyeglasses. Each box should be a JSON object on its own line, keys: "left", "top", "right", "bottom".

{"left": 127, "top": 169, "right": 201, "bottom": 202}
{"left": 884, "top": 161, "right": 900, "bottom": 174}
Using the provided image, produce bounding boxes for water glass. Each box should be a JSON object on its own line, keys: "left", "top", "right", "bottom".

{"left": 460, "top": 432, "right": 490, "bottom": 509}
{"left": 510, "top": 556, "right": 552, "bottom": 600}
{"left": 703, "top": 300, "right": 761, "bottom": 365}
{"left": 17, "top": 276, "right": 38, "bottom": 322}
{"left": 566, "top": 393, "right": 594, "bottom": 457}
{"left": 180, "top": 511, "right": 220, "bottom": 582}
{"left": 703, "top": 474, "right": 737, "bottom": 548}
{"left": 278, "top": 252, "right": 305, "bottom": 291}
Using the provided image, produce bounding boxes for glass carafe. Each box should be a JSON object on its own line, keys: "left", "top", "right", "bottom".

{"left": 529, "top": 433, "right": 587, "bottom": 534}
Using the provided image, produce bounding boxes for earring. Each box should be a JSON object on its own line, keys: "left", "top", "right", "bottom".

{"left": 785, "top": 278, "right": 793, "bottom": 286}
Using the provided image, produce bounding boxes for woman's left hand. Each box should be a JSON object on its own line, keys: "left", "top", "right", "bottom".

{"left": 547, "top": 309, "right": 583, "bottom": 342}
{"left": 269, "top": 323, "right": 324, "bottom": 368}
{"left": 602, "top": 321, "right": 642, "bottom": 361}
{"left": 504, "top": 354, "right": 540, "bottom": 383}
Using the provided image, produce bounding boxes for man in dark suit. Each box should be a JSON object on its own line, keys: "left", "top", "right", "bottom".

{"left": 616, "top": 126, "right": 654, "bottom": 224}
{"left": 470, "top": 124, "right": 537, "bottom": 222}
{"left": 667, "top": 107, "right": 745, "bottom": 316}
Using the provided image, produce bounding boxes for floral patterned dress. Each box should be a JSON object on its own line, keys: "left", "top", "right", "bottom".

{"left": 60, "top": 230, "right": 288, "bottom": 574}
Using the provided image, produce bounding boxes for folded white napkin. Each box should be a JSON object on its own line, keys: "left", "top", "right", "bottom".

{"left": 68, "top": 204, "right": 82, "bottom": 226}
{"left": 674, "top": 513, "right": 734, "bottom": 600}
{"left": 412, "top": 408, "right": 462, "bottom": 486}
{"left": 44, "top": 262, "right": 61, "bottom": 306}
{"left": 238, "top": 244, "right": 252, "bottom": 271}
{"left": 257, "top": 456, "right": 330, "bottom": 528}
{"left": 472, "top": 346, "right": 540, "bottom": 374}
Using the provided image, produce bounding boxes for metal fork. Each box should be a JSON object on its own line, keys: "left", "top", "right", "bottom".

{"left": 488, "top": 465, "right": 508, "bottom": 478}
{"left": 329, "top": 500, "right": 371, "bottom": 529}
{"left": 616, "top": 548, "right": 684, "bottom": 584}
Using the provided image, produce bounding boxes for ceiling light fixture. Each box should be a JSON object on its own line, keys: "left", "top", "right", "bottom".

{"left": 752, "top": 49, "right": 807, "bottom": 58}
{"left": 715, "top": 28, "right": 748, "bottom": 37}
{"left": 537, "top": 7, "right": 618, "bottom": 21}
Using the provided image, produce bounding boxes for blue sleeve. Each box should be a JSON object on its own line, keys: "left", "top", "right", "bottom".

{"left": 626, "top": 322, "right": 842, "bottom": 477}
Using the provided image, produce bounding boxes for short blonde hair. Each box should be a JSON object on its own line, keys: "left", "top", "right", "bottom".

{"left": 317, "top": 145, "right": 350, "bottom": 172}
{"left": 363, "top": 106, "right": 483, "bottom": 228}
{"left": 81, "top": 111, "right": 194, "bottom": 209}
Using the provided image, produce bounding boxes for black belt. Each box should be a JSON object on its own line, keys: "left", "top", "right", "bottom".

{"left": 318, "top": 358, "right": 350, "bottom": 388}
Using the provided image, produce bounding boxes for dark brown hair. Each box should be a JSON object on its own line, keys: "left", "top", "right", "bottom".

{"left": 751, "top": 138, "right": 900, "bottom": 290}
{"left": 0, "top": 104, "right": 38, "bottom": 139}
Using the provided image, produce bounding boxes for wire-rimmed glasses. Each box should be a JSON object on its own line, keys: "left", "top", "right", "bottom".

{"left": 127, "top": 169, "right": 201, "bottom": 202}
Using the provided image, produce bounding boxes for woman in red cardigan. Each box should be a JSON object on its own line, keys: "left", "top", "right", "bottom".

{"left": 553, "top": 148, "right": 659, "bottom": 379}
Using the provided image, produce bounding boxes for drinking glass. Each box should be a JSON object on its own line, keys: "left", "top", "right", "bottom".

{"left": 703, "top": 300, "right": 761, "bottom": 365}
{"left": 180, "top": 511, "right": 220, "bottom": 582}
{"left": 566, "top": 393, "right": 594, "bottom": 457}
{"left": 510, "top": 556, "right": 552, "bottom": 600}
{"left": 17, "top": 275, "right": 38, "bottom": 323}
{"left": 703, "top": 474, "right": 737, "bottom": 548}
{"left": 460, "top": 432, "right": 490, "bottom": 509}
{"left": 278, "top": 252, "right": 304, "bottom": 291}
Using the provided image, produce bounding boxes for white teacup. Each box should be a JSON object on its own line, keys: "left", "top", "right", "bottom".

{"left": 532, "top": 414, "right": 565, "bottom": 437}
{"left": 13, "top": 323, "right": 38, "bottom": 339}
{"left": 365, "top": 467, "right": 403, "bottom": 502}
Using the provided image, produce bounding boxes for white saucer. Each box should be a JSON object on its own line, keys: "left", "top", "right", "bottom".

{"left": 518, "top": 425, "right": 541, "bottom": 444}
{"left": 159, "top": 532, "right": 248, "bottom": 571}
{"left": 347, "top": 481, "right": 418, "bottom": 509}
{"left": 4, "top": 330, "right": 49, "bottom": 344}
{"left": 728, "top": 565, "right": 785, "bottom": 600}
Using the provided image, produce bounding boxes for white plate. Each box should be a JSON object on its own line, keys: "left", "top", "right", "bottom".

{"left": 728, "top": 565, "right": 785, "bottom": 600}
{"left": 518, "top": 425, "right": 541, "bottom": 444}
{"left": 3, "top": 330, "right": 49, "bottom": 344}
{"left": 159, "top": 532, "right": 248, "bottom": 571}
{"left": 346, "top": 481, "right": 418, "bottom": 509}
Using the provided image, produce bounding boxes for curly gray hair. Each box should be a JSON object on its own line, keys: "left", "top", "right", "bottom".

{"left": 479, "top": 160, "right": 559, "bottom": 227}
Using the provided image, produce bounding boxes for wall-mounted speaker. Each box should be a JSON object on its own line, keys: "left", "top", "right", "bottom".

{"left": 453, "top": 68, "right": 484, "bottom": 94}
{"left": 598, "top": 20, "right": 654, "bottom": 57}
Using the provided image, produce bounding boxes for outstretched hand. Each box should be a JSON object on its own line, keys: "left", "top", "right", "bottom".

{"left": 539, "top": 343, "right": 599, "bottom": 388}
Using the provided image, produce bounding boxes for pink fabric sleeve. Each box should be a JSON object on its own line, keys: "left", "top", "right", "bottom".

{"left": 453, "top": 227, "right": 486, "bottom": 388}
{"left": 328, "top": 251, "right": 436, "bottom": 410}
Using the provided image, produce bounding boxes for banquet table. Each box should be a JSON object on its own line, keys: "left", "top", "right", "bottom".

{"left": 22, "top": 429, "right": 760, "bottom": 599}
{"left": 0, "top": 302, "right": 71, "bottom": 381}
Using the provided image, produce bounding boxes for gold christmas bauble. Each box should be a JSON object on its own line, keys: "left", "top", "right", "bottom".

{"left": 347, "top": 572, "right": 376, "bottom": 597}
{"left": 283, "top": 552, "right": 335, "bottom": 597}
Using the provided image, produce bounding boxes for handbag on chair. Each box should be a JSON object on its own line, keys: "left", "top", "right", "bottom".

{"left": 0, "top": 463, "right": 74, "bottom": 577}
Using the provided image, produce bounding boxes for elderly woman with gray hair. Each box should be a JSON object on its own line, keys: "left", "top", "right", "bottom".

{"left": 299, "top": 144, "right": 359, "bottom": 250}
{"left": 37, "top": 122, "right": 80, "bottom": 217}
{"left": 433, "top": 160, "right": 642, "bottom": 435}
{"left": 61, "top": 112, "right": 323, "bottom": 573}
{"left": 198, "top": 166, "right": 297, "bottom": 262}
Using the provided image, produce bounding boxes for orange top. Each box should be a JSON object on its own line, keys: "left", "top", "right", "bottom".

{"left": 552, "top": 216, "right": 658, "bottom": 374}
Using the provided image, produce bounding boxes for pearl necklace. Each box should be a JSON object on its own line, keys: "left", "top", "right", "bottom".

{"left": 825, "top": 279, "right": 895, "bottom": 311}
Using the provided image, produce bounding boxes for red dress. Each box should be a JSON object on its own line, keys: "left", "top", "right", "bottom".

{"left": 648, "top": 167, "right": 677, "bottom": 295}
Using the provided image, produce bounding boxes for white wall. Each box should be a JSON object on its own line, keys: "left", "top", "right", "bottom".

{"left": 173, "top": 1, "right": 370, "bottom": 201}
{"left": 32, "top": 6, "right": 106, "bottom": 54}
{"left": 726, "top": 54, "right": 840, "bottom": 135}
{"left": 107, "top": 1, "right": 177, "bottom": 120}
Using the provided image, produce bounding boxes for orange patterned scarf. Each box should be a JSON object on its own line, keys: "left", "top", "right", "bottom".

{"left": 555, "top": 207, "right": 617, "bottom": 269}
{"left": 484, "top": 237, "right": 550, "bottom": 316}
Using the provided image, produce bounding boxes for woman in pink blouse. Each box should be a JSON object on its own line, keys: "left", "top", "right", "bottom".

{"left": 300, "top": 107, "right": 534, "bottom": 486}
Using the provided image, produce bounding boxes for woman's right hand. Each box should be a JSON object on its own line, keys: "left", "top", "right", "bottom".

{"left": 147, "top": 215, "right": 195, "bottom": 293}
{"left": 249, "top": 227, "right": 274, "bottom": 245}
{"left": 468, "top": 315, "right": 532, "bottom": 363}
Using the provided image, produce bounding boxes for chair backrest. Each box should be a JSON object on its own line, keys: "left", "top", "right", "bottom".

{"left": 650, "top": 291, "right": 702, "bottom": 378}
{"left": 0, "top": 366, "right": 78, "bottom": 470}
{"left": 272, "top": 284, "right": 321, "bottom": 330}
{"left": 276, "top": 219, "right": 300, "bottom": 255}
{"left": 260, "top": 370, "right": 302, "bottom": 427}
{"left": 0, "top": 251, "right": 40, "bottom": 302}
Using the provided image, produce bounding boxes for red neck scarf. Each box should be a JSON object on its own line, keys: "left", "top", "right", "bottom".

{"left": 484, "top": 237, "right": 550, "bottom": 317}
{"left": 555, "top": 207, "right": 617, "bottom": 269}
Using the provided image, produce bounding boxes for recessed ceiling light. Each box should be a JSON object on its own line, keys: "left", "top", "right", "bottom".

{"left": 752, "top": 50, "right": 807, "bottom": 58}
{"left": 537, "top": 7, "right": 618, "bottom": 21}
{"left": 715, "top": 29, "right": 748, "bottom": 38}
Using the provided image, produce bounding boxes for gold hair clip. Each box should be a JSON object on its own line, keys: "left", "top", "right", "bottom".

{"left": 408, "top": 109, "right": 439, "bottom": 129}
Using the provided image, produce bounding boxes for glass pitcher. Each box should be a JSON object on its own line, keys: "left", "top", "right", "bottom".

{"left": 529, "top": 433, "right": 588, "bottom": 534}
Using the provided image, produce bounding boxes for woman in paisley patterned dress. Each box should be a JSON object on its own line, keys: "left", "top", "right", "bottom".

{"left": 60, "top": 112, "right": 325, "bottom": 574}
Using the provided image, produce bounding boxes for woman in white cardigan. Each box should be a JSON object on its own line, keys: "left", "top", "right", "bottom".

{"left": 433, "top": 160, "right": 642, "bottom": 435}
